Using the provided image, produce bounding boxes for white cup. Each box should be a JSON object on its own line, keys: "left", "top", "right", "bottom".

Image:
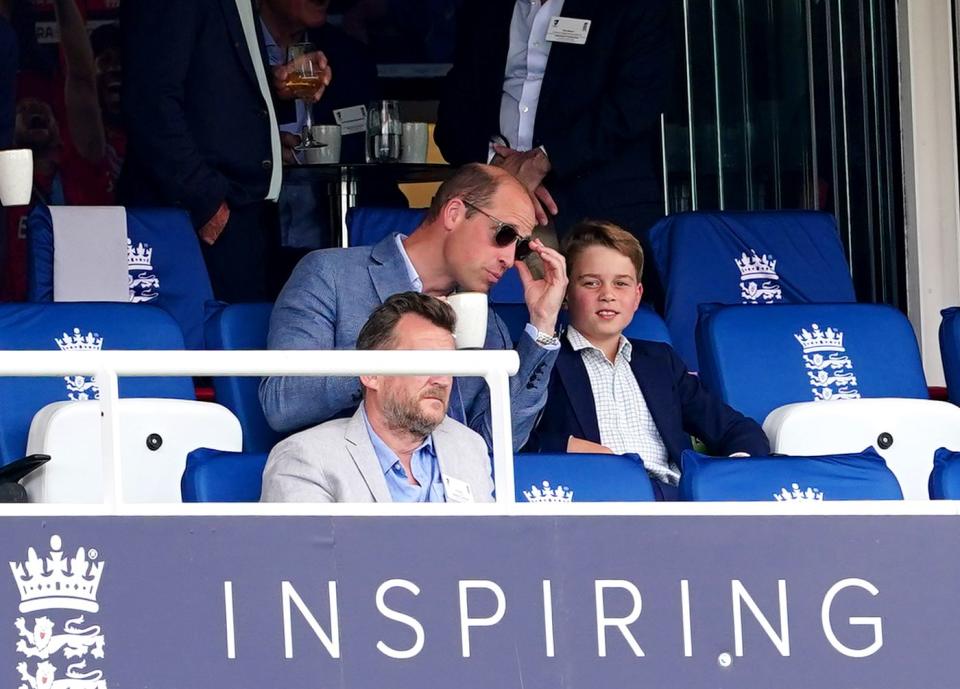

{"left": 0, "top": 149, "right": 34, "bottom": 206}
{"left": 400, "top": 122, "right": 429, "bottom": 164}
{"left": 304, "top": 125, "right": 341, "bottom": 164}
{"left": 446, "top": 292, "right": 488, "bottom": 350}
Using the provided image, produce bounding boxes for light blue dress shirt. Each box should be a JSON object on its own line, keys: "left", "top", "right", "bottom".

{"left": 360, "top": 403, "right": 446, "bottom": 503}
{"left": 260, "top": 19, "right": 307, "bottom": 136}
{"left": 499, "top": 0, "right": 566, "bottom": 152}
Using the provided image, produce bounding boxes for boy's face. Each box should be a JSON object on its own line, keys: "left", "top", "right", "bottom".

{"left": 566, "top": 245, "right": 642, "bottom": 341}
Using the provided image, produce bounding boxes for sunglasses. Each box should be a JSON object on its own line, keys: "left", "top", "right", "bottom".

{"left": 462, "top": 200, "right": 533, "bottom": 261}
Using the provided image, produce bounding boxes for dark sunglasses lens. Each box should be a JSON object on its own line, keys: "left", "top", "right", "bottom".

{"left": 515, "top": 237, "right": 533, "bottom": 261}
{"left": 494, "top": 225, "right": 519, "bottom": 248}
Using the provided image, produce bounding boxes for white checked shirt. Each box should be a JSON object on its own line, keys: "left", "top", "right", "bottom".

{"left": 566, "top": 327, "right": 680, "bottom": 485}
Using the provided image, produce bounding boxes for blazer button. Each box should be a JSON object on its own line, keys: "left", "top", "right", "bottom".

{"left": 261, "top": 159, "right": 273, "bottom": 170}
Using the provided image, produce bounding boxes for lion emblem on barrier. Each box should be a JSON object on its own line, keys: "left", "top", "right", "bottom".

{"left": 15, "top": 616, "right": 105, "bottom": 660}
{"left": 17, "top": 660, "right": 106, "bottom": 689}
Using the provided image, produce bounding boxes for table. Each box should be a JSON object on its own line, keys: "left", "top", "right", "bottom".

{"left": 283, "top": 162, "right": 456, "bottom": 247}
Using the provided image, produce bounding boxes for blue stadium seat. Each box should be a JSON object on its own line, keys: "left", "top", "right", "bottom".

{"left": 939, "top": 307, "right": 960, "bottom": 405}
{"left": 514, "top": 452, "right": 656, "bottom": 502}
{"left": 181, "top": 448, "right": 268, "bottom": 502}
{"left": 696, "top": 302, "right": 928, "bottom": 425}
{"left": 0, "top": 303, "right": 195, "bottom": 466}
{"left": 204, "top": 302, "right": 279, "bottom": 453}
{"left": 928, "top": 447, "right": 960, "bottom": 499}
{"left": 679, "top": 448, "right": 903, "bottom": 501}
{"left": 346, "top": 207, "right": 425, "bottom": 247}
{"left": 647, "top": 210, "right": 856, "bottom": 370}
{"left": 27, "top": 205, "right": 214, "bottom": 349}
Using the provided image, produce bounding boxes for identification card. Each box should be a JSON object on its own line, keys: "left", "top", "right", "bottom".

{"left": 333, "top": 105, "right": 367, "bottom": 135}
{"left": 443, "top": 475, "right": 475, "bottom": 503}
{"left": 545, "top": 16, "right": 591, "bottom": 45}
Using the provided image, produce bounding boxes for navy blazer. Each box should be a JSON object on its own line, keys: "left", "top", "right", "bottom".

{"left": 526, "top": 337, "right": 770, "bottom": 463}
{"left": 435, "top": 0, "right": 672, "bottom": 235}
{"left": 119, "top": 0, "right": 275, "bottom": 228}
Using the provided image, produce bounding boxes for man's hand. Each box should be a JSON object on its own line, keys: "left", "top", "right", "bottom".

{"left": 567, "top": 437, "right": 614, "bottom": 454}
{"left": 281, "top": 132, "right": 302, "bottom": 165}
{"left": 272, "top": 51, "right": 332, "bottom": 103}
{"left": 515, "top": 239, "right": 567, "bottom": 335}
{"left": 199, "top": 201, "right": 230, "bottom": 246}
{"left": 492, "top": 144, "right": 557, "bottom": 225}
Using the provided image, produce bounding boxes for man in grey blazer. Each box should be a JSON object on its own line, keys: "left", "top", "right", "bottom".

{"left": 261, "top": 293, "right": 494, "bottom": 503}
{"left": 259, "top": 163, "right": 568, "bottom": 451}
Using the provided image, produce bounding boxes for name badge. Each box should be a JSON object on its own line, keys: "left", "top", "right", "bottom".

{"left": 333, "top": 105, "right": 367, "bottom": 135}
{"left": 545, "top": 16, "right": 591, "bottom": 45}
{"left": 443, "top": 475, "right": 475, "bottom": 503}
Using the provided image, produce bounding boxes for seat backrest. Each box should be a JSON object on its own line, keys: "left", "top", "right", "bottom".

{"left": 514, "top": 452, "right": 656, "bottom": 502}
{"left": 679, "top": 447, "right": 903, "bottom": 501}
{"left": 346, "top": 207, "right": 426, "bottom": 247}
{"left": 28, "top": 205, "right": 214, "bottom": 349}
{"left": 204, "top": 302, "right": 279, "bottom": 453}
{"left": 929, "top": 447, "right": 960, "bottom": 499}
{"left": 648, "top": 210, "right": 856, "bottom": 370}
{"left": 181, "top": 448, "right": 268, "bottom": 502}
{"left": 0, "top": 302, "right": 195, "bottom": 465}
{"left": 696, "top": 303, "right": 928, "bottom": 424}
{"left": 939, "top": 307, "right": 960, "bottom": 404}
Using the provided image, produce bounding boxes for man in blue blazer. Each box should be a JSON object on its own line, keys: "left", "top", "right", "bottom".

{"left": 260, "top": 163, "right": 569, "bottom": 451}
{"left": 526, "top": 221, "right": 769, "bottom": 491}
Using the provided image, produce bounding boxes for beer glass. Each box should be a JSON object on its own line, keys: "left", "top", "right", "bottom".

{"left": 285, "top": 42, "right": 323, "bottom": 150}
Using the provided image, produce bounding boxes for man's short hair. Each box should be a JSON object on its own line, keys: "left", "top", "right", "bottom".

{"left": 424, "top": 162, "right": 500, "bottom": 222}
{"left": 357, "top": 291, "right": 456, "bottom": 351}
{"left": 562, "top": 220, "right": 644, "bottom": 282}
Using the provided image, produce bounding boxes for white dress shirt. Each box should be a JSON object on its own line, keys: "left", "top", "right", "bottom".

{"left": 499, "top": 0, "right": 565, "bottom": 152}
{"left": 566, "top": 326, "right": 679, "bottom": 485}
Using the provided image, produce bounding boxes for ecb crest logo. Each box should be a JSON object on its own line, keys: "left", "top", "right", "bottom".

{"left": 127, "top": 239, "right": 159, "bottom": 304}
{"left": 735, "top": 250, "right": 782, "bottom": 304}
{"left": 794, "top": 323, "right": 861, "bottom": 402}
{"left": 54, "top": 329, "right": 103, "bottom": 401}
{"left": 10, "top": 535, "right": 107, "bottom": 689}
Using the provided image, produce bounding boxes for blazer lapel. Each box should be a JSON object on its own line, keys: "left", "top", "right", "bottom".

{"left": 368, "top": 234, "right": 418, "bottom": 304}
{"left": 343, "top": 409, "right": 392, "bottom": 502}
{"left": 629, "top": 342, "right": 675, "bottom": 444}
{"left": 556, "top": 341, "right": 601, "bottom": 443}
{"left": 536, "top": 0, "right": 598, "bottom": 129}
{"left": 220, "top": 0, "right": 262, "bottom": 92}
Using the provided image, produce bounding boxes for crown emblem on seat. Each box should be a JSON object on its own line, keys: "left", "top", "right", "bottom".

{"left": 54, "top": 328, "right": 103, "bottom": 352}
{"left": 735, "top": 250, "right": 778, "bottom": 281}
{"left": 794, "top": 323, "right": 844, "bottom": 353}
{"left": 522, "top": 480, "right": 574, "bottom": 503}
{"left": 9, "top": 535, "right": 104, "bottom": 613}
{"left": 774, "top": 483, "right": 824, "bottom": 502}
{"left": 127, "top": 239, "right": 153, "bottom": 271}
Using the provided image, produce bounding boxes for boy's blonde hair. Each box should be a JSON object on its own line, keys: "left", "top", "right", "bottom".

{"left": 562, "top": 220, "right": 644, "bottom": 282}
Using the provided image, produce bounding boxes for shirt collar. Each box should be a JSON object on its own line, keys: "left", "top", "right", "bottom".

{"left": 394, "top": 234, "right": 423, "bottom": 293}
{"left": 566, "top": 325, "right": 632, "bottom": 362}
{"left": 359, "top": 401, "right": 435, "bottom": 476}
{"left": 258, "top": 18, "right": 283, "bottom": 65}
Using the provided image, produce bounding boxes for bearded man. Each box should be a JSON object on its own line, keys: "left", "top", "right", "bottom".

{"left": 260, "top": 292, "right": 495, "bottom": 503}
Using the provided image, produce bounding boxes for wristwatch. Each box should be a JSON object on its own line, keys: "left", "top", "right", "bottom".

{"left": 533, "top": 328, "right": 560, "bottom": 348}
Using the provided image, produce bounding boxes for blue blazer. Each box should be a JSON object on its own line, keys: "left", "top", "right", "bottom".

{"left": 526, "top": 337, "right": 770, "bottom": 463}
{"left": 259, "top": 233, "right": 559, "bottom": 451}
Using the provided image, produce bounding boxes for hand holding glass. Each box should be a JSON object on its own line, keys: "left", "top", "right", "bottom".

{"left": 285, "top": 42, "right": 325, "bottom": 150}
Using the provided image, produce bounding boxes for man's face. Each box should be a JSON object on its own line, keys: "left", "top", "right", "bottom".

{"left": 369, "top": 313, "right": 455, "bottom": 436}
{"left": 266, "top": 0, "right": 330, "bottom": 28}
{"left": 566, "top": 245, "right": 643, "bottom": 341}
{"left": 14, "top": 98, "right": 61, "bottom": 154}
{"left": 443, "top": 181, "right": 537, "bottom": 293}
{"left": 95, "top": 47, "right": 123, "bottom": 120}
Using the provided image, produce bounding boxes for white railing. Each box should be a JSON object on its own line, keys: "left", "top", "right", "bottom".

{"left": 0, "top": 349, "right": 519, "bottom": 507}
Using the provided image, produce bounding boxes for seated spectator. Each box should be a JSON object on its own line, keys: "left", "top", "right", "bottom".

{"left": 259, "top": 163, "right": 568, "bottom": 452}
{"left": 525, "top": 221, "right": 770, "bottom": 496}
{"left": 260, "top": 292, "right": 494, "bottom": 503}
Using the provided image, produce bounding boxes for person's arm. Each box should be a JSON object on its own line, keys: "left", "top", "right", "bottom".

{"left": 670, "top": 346, "right": 771, "bottom": 457}
{"left": 260, "top": 437, "right": 336, "bottom": 503}
{"left": 258, "top": 252, "right": 365, "bottom": 433}
{"left": 53, "top": 0, "right": 105, "bottom": 164}
{"left": 121, "top": 0, "right": 229, "bottom": 228}
{"left": 538, "top": 2, "right": 673, "bottom": 180}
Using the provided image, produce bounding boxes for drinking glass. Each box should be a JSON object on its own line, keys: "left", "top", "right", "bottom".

{"left": 365, "top": 100, "right": 402, "bottom": 163}
{"left": 285, "top": 42, "right": 324, "bottom": 150}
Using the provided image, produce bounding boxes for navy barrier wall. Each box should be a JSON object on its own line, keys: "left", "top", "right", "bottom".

{"left": 2, "top": 514, "right": 957, "bottom": 688}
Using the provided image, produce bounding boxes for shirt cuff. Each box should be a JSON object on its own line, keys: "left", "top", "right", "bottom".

{"left": 524, "top": 323, "right": 560, "bottom": 350}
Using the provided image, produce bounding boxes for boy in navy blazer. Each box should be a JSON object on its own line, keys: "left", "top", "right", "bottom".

{"left": 526, "top": 221, "right": 769, "bottom": 494}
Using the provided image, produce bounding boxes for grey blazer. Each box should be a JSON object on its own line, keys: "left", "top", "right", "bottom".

{"left": 260, "top": 407, "right": 496, "bottom": 503}
{"left": 258, "top": 232, "right": 558, "bottom": 451}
